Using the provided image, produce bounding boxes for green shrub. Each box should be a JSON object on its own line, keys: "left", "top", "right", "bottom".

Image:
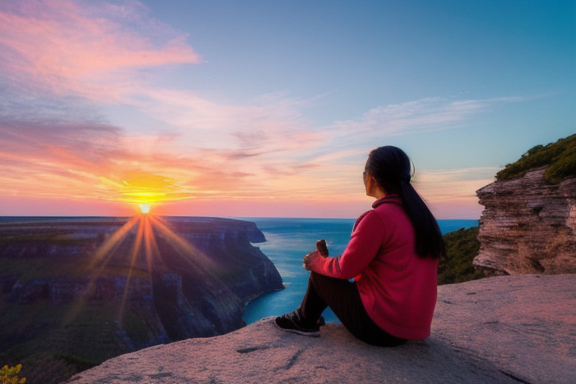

{"left": 0, "top": 364, "right": 26, "bottom": 384}
{"left": 438, "top": 227, "right": 484, "bottom": 285}
{"left": 496, "top": 134, "right": 576, "bottom": 183}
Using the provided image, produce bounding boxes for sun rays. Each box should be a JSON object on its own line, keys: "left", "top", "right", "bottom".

{"left": 65, "top": 212, "right": 219, "bottom": 328}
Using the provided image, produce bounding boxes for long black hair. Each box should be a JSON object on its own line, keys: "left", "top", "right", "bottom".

{"left": 365, "top": 146, "right": 446, "bottom": 259}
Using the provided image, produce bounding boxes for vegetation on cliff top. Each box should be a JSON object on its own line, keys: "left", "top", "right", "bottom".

{"left": 438, "top": 227, "right": 484, "bottom": 285}
{"left": 496, "top": 134, "right": 576, "bottom": 183}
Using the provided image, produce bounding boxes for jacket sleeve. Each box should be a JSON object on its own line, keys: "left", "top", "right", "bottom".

{"left": 308, "top": 210, "right": 385, "bottom": 279}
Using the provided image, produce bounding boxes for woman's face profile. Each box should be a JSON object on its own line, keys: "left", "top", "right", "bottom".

{"left": 364, "top": 171, "right": 384, "bottom": 199}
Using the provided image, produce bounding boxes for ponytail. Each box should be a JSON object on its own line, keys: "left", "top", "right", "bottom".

{"left": 399, "top": 180, "right": 446, "bottom": 259}
{"left": 366, "top": 146, "right": 446, "bottom": 259}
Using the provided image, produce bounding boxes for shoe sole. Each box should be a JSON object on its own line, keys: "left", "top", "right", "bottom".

{"left": 274, "top": 320, "right": 321, "bottom": 338}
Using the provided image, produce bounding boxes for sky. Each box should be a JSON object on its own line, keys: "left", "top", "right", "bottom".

{"left": 0, "top": 0, "right": 574, "bottom": 219}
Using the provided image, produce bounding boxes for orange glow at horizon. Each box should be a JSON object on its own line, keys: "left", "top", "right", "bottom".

{"left": 99, "top": 171, "right": 195, "bottom": 208}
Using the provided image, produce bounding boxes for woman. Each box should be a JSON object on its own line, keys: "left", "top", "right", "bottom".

{"left": 275, "top": 146, "right": 445, "bottom": 347}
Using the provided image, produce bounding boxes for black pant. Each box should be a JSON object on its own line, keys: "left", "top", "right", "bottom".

{"left": 299, "top": 272, "right": 407, "bottom": 347}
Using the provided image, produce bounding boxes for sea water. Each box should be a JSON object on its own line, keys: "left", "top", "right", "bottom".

{"left": 241, "top": 218, "right": 478, "bottom": 324}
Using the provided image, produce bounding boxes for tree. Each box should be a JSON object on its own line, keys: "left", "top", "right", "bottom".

{"left": 0, "top": 365, "right": 26, "bottom": 384}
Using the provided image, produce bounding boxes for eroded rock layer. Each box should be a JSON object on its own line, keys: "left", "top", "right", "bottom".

{"left": 474, "top": 167, "right": 576, "bottom": 275}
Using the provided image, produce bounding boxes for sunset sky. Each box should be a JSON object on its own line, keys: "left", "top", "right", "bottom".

{"left": 0, "top": 0, "right": 574, "bottom": 219}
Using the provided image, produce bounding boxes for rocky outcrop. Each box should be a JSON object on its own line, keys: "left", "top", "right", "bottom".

{"left": 67, "top": 275, "right": 576, "bottom": 384}
{"left": 0, "top": 216, "right": 283, "bottom": 384}
{"left": 474, "top": 167, "right": 576, "bottom": 275}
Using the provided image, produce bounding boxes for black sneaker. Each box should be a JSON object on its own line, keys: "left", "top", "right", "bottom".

{"left": 275, "top": 310, "right": 321, "bottom": 337}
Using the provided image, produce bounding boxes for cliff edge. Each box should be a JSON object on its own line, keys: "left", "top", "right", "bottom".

{"left": 474, "top": 134, "right": 576, "bottom": 275}
{"left": 67, "top": 275, "right": 576, "bottom": 384}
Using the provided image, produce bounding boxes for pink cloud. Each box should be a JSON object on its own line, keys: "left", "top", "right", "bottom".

{"left": 153, "top": 196, "right": 372, "bottom": 219}
{"left": 0, "top": 0, "right": 201, "bottom": 100}
{"left": 0, "top": 195, "right": 137, "bottom": 216}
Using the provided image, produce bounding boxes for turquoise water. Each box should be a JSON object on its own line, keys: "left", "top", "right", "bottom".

{"left": 242, "top": 218, "right": 478, "bottom": 324}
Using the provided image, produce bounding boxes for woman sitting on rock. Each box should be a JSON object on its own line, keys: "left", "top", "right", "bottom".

{"left": 275, "top": 146, "right": 445, "bottom": 347}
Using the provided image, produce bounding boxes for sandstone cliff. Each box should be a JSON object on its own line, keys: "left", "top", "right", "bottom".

{"left": 474, "top": 167, "right": 576, "bottom": 275}
{"left": 67, "top": 275, "right": 576, "bottom": 384}
{"left": 0, "top": 216, "right": 283, "bottom": 384}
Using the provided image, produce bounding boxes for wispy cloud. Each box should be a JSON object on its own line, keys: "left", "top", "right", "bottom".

{"left": 332, "top": 97, "right": 520, "bottom": 138}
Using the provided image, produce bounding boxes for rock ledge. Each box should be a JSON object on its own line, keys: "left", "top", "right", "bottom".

{"left": 68, "top": 275, "right": 576, "bottom": 384}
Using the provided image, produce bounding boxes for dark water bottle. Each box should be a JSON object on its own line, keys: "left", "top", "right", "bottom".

{"left": 316, "top": 239, "right": 329, "bottom": 256}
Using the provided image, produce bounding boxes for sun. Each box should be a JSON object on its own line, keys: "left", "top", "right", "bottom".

{"left": 139, "top": 203, "right": 151, "bottom": 214}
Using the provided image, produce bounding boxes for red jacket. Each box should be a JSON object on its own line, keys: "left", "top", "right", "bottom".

{"left": 308, "top": 195, "right": 438, "bottom": 340}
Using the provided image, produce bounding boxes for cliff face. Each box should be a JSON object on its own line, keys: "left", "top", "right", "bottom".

{"left": 0, "top": 216, "right": 283, "bottom": 384}
{"left": 474, "top": 167, "right": 576, "bottom": 275}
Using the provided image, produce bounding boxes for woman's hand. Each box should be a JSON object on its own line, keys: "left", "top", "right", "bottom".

{"left": 302, "top": 240, "right": 329, "bottom": 270}
{"left": 302, "top": 250, "right": 322, "bottom": 271}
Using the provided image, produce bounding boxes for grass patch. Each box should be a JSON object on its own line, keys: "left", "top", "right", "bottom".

{"left": 496, "top": 134, "right": 576, "bottom": 183}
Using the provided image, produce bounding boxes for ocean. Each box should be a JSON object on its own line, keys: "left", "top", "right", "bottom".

{"left": 241, "top": 218, "right": 478, "bottom": 325}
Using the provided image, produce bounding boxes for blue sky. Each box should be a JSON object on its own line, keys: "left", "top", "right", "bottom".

{"left": 0, "top": 0, "right": 574, "bottom": 218}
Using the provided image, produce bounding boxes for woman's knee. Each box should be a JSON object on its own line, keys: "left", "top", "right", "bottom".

{"left": 309, "top": 271, "right": 346, "bottom": 287}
